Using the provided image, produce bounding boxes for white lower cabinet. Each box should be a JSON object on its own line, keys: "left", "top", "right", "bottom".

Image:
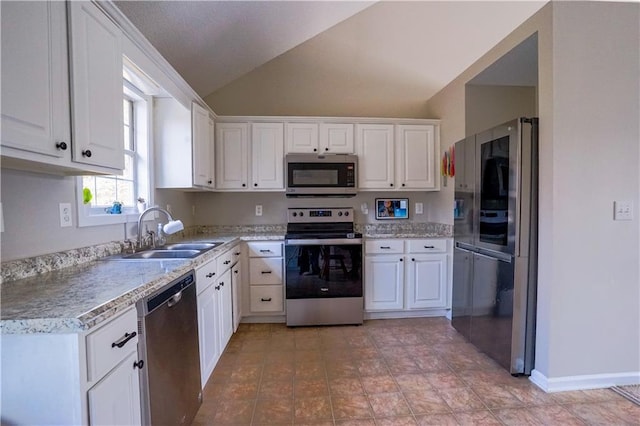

{"left": 245, "top": 241, "right": 284, "bottom": 316}
{"left": 88, "top": 351, "right": 142, "bottom": 426}
{"left": 365, "top": 238, "right": 451, "bottom": 314}
{"left": 0, "top": 307, "right": 142, "bottom": 425}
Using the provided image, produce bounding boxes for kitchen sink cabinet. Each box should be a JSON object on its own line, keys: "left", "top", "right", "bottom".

{"left": 1, "top": 1, "right": 124, "bottom": 174}
{"left": 286, "top": 122, "right": 354, "bottom": 154}
{"left": 364, "top": 238, "right": 451, "bottom": 316}
{"left": 155, "top": 99, "right": 215, "bottom": 190}
{"left": 1, "top": 307, "right": 142, "bottom": 425}
{"left": 357, "top": 124, "right": 439, "bottom": 191}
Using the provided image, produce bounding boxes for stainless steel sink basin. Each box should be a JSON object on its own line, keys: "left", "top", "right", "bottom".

{"left": 163, "top": 242, "right": 223, "bottom": 251}
{"left": 122, "top": 249, "right": 201, "bottom": 259}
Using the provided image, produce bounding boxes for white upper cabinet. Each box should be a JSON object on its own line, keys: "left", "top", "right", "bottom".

{"left": 320, "top": 123, "right": 354, "bottom": 154}
{"left": 216, "top": 122, "right": 284, "bottom": 191}
{"left": 356, "top": 124, "right": 395, "bottom": 189}
{"left": 251, "top": 123, "right": 284, "bottom": 189}
{"left": 357, "top": 123, "right": 439, "bottom": 191}
{"left": 286, "top": 123, "right": 318, "bottom": 153}
{"left": 1, "top": 1, "right": 123, "bottom": 174}
{"left": 155, "top": 99, "right": 215, "bottom": 190}
{"left": 192, "top": 102, "right": 214, "bottom": 188}
{"left": 68, "top": 1, "right": 124, "bottom": 171}
{"left": 1, "top": 1, "right": 70, "bottom": 161}
{"left": 286, "top": 122, "right": 354, "bottom": 154}
{"left": 396, "top": 125, "right": 438, "bottom": 190}
{"left": 216, "top": 123, "right": 249, "bottom": 189}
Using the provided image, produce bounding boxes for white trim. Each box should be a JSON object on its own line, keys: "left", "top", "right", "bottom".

{"left": 217, "top": 115, "right": 440, "bottom": 126}
{"left": 530, "top": 369, "right": 640, "bottom": 393}
{"left": 364, "top": 309, "right": 449, "bottom": 320}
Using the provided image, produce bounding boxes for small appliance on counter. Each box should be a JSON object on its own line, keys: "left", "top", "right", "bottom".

{"left": 284, "top": 207, "right": 363, "bottom": 326}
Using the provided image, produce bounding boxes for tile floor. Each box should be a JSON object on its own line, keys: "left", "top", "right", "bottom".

{"left": 192, "top": 318, "right": 640, "bottom": 425}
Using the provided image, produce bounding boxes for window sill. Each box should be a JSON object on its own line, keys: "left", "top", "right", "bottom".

{"left": 77, "top": 209, "right": 140, "bottom": 227}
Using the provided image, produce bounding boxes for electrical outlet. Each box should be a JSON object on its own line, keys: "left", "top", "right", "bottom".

{"left": 255, "top": 205, "right": 263, "bottom": 216}
{"left": 59, "top": 203, "right": 72, "bottom": 227}
{"left": 614, "top": 200, "right": 633, "bottom": 221}
{"left": 415, "top": 202, "right": 424, "bottom": 215}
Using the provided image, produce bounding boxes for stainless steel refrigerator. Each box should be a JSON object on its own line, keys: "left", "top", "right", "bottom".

{"left": 452, "top": 117, "right": 538, "bottom": 375}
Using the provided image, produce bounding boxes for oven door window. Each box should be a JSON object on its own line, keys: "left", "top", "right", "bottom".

{"left": 285, "top": 244, "right": 362, "bottom": 298}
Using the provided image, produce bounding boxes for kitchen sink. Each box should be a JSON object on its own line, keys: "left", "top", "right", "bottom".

{"left": 123, "top": 249, "right": 202, "bottom": 259}
{"left": 163, "top": 242, "right": 223, "bottom": 251}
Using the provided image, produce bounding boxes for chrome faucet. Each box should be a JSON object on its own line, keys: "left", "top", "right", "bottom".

{"left": 137, "top": 206, "right": 184, "bottom": 249}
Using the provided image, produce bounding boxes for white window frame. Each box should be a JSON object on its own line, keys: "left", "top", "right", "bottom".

{"left": 76, "top": 80, "right": 153, "bottom": 227}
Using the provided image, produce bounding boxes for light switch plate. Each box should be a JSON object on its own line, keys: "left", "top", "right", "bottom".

{"left": 255, "top": 205, "right": 263, "bottom": 216}
{"left": 415, "top": 202, "right": 424, "bottom": 215}
{"left": 614, "top": 200, "right": 633, "bottom": 221}
{"left": 59, "top": 203, "right": 72, "bottom": 227}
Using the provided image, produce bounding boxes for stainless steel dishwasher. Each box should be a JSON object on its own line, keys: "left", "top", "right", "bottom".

{"left": 137, "top": 270, "right": 202, "bottom": 425}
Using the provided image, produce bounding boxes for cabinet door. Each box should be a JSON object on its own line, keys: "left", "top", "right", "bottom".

{"left": 364, "top": 255, "right": 404, "bottom": 311}
{"left": 286, "top": 123, "right": 318, "bottom": 153}
{"left": 1, "top": 1, "right": 71, "bottom": 160}
{"left": 192, "top": 103, "right": 213, "bottom": 188}
{"left": 396, "top": 125, "right": 438, "bottom": 190}
{"left": 197, "top": 282, "right": 220, "bottom": 387}
{"left": 405, "top": 254, "right": 447, "bottom": 309}
{"left": 251, "top": 123, "right": 284, "bottom": 189}
{"left": 68, "top": 1, "right": 123, "bottom": 170}
{"left": 88, "top": 352, "right": 142, "bottom": 426}
{"left": 356, "top": 124, "right": 394, "bottom": 189}
{"left": 320, "top": 123, "right": 354, "bottom": 154}
{"left": 231, "top": 262, "right": 242, "bottom": 333}
{"left": 217, "top": 269, "right": 234, "bottom": 352}
{"left": 216, "top": 123, "right": 249, "bottom": 189}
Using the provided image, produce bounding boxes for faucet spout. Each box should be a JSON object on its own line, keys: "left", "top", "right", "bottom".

{"left": 137, "top": 206, "right": 184, "bottom": 249}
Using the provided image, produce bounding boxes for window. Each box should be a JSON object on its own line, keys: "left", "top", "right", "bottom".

{"left": 77, "top": 79, "right": 152, "bottom": 227}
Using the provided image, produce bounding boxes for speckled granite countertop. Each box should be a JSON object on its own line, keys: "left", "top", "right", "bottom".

{"left": 0, "top": 233, "right": 283, "bottom": 335}
{"left": 1, "top": 222, "right": 450, "bottom": 335}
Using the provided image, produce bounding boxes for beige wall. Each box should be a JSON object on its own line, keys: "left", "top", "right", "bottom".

{"left": 427, "top": 1, "right": 640, "bottom": 388}
{"left": 465, "top": 85, "right": 537, "bottom": 136}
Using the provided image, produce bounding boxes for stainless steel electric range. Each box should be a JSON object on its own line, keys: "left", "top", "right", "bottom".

{"left": 284, "top": 208, "right": 363, "bottom": 326}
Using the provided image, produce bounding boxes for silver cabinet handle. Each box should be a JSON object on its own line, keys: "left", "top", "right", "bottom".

{"left": 320, "top": 288, "right": 329, "bottom": 292}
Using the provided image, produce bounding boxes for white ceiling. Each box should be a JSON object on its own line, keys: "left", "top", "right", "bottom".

{"left": 115, "top": 1, "right": 546, "bottom": 103}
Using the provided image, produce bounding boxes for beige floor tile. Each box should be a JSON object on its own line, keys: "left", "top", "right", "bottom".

{"left": 294, "top": 377, "right": 329, "bottom": 398}
{"left": 425, "top": 371, "right": 467, "bottom": 389}
{"left": 505, "top": 383, "right": 557, "bottom": 406}
{"left": 367, "top": 392, "right": 412, "bottom": 417}
{"left": 329, "top": 377, "right": 364, "bottom": 395}
{"left": 212, "top": 399, "right": 255, "bottom": 424}
{"left": 229, "top": 364, "right": 263, "bottom": 383}
{"left": 253, "top": 398, "right": 293, "bottom": 424}
{"left": 415, "top": 412, "right": 459, "bottom": 425}
{"left": 325, "top": 359, "right": 359, "bottom": 378}
{"left": 259, "top": 378, "right": 294, "bottom": 399}
{"left": 335, "top": 419, "right": 376, "bottom": 426}
{"left": 331, "top": 394, "right": 373, "bottom": 420}
{"left": 454, "top": 410, "right": 502, "bottom": 425}
{"left": 527, "top": 404, "right": 587, "bottom": 425}
{"left": 355, "top": 358, "right": 389, "bottom": 376}
{"left": 403, "top": 389, "right": 451, "bottom": 415}
{"left": 220, "top": 380, "right": 259, "bottom": 400}
{"left": 295, "top": 360, "right": 326, "bottom": 379}
{"left": 361, "top": 374, "right": 399, "bottom": 394}
{"left": 599, "top": 399, "right": 640, "bottom": 424}
{"left": 437, "top": 387, "right": 486, "bottom": 411}
{"left": 394, "top": 373, "right": 432, "bottom": 393}
{"left": 492, "top": 407, "right": 544, "bottom": 425}
{"left": 294, "top": 396, "right": 333, "bottom": 423}
{"left": 470, "top": 384, "right": 524, "bottom": 409}
{"left": 551, "top": 390, "right": 596, "bottom": 404}
{"left": 564, "top": 402, "right": 632, "bottom": 425}
{"left": 374, "top": 416, "right": 418, "bottom": 425}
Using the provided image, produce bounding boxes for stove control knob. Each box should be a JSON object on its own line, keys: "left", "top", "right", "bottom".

{"left": 299, "top": 212, "right": 304, "bottom": 217}
{"left": 344, "top": 211, "right": 350, "bottom": 216}
{"left": 338, "top": 211, "right": 343, "bottom": 217}
{"left": 292, "top": 212, "right": 297, "bottom": 217}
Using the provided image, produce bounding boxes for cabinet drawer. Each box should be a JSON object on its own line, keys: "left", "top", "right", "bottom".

{"left": 247, "top": 241, "right": 282, "bottom": 257}
{"left": 195, "top": 259, "right": 217, "bottom": 294}
{"left": 86, "top": 308, "right": 138, "bottom": 382}
{"left": 365, "top": 239, "right": 404, "bottom": 254}
{"left": 249, "top": 257, "right": 283, "bottom": 285}
{"left": 217, "top": 248, "right": 236, "bottom": 272}
{"left": 250, "top": 286, "right": 283, "bottom": 313}
{"left": 406, "top": 239, "right": 448, "bottom": 254}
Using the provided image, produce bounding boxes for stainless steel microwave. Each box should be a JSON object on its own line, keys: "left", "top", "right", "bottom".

{"left": 285, "top": 154, "right": 358, "bottom": 197}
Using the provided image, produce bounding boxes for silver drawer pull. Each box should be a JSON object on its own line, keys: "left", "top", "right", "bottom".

{"left": 261, "top": 270, "right": 272, "bottom": 274}
{"left": 112, "top": 331, "right": 137, "bottom": 348}
{"left": 320, "top": 287, "right": 329, "bottom": 292}
{"left": 261, "top": 297, "right": 272, "bottom": 302}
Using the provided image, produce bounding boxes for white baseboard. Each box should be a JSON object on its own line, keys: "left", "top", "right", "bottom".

{"left": 240, "top": 315, "right": 285, "bottom": 324}
{"left": 365, "top": 309, "right": 449, "bottom": 320}
{"left": 530, "top": 369, "right": 640, "bottom": 393}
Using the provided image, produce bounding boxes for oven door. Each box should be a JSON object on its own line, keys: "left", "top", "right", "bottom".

{"left": 285, "top": 239, "right": 363, "bottom": 299}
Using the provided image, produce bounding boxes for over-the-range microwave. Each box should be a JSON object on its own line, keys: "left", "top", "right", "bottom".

{"left": 285, "top": 153, "right": 358, "bottom": 197}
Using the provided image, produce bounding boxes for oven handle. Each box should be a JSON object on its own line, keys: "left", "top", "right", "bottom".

{"left": 285, "top": 238, "right": 363, "bottom": 246}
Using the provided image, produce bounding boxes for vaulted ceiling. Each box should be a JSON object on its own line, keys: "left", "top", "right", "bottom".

{"left": 115, "top": 1, "right": 546, "bottom": 116}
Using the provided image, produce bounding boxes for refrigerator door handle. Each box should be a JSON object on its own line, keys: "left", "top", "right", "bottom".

{"left": 474, "top": 250, "right": 512, "bottom": 263}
